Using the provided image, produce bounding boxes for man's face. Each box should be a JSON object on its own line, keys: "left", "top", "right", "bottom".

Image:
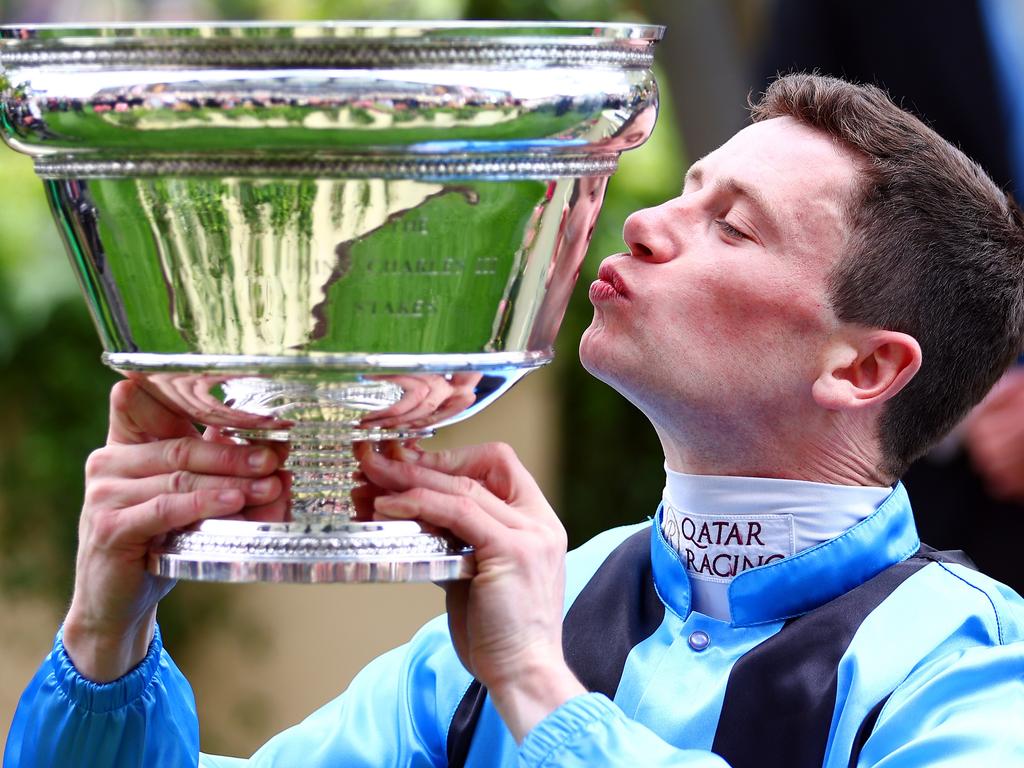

{"left": 580, "top": 116, "right": 860, "bottom": 437}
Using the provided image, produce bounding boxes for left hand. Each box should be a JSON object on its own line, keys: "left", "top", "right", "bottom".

{"left": 357, "top": 441, "right": 586, "bottom": 741}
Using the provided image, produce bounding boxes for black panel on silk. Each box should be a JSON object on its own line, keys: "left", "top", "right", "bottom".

{"left": 847, "top": 694, "right": 891, "bottom": 768}
{"left": 561, "top": 527, "right": 665, "bottom": 696}
{"left": 446, "top": 527, "right": 663, "bottom": 766}
{"left": 446, "top": 680, "right": 486, "bottom": 767}
{"left": 712, "top": 547, "right": 973, "bottom": 768}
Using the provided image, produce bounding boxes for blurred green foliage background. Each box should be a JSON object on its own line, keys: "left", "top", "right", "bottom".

{"left": 0, "top": 0, "right": 682, "bottom": 651}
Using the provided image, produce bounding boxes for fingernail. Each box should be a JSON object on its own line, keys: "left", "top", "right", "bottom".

{"left": 377, "top": 499, "right": 415, "bottom": 518}
{"left": 217, "top": 489, "right": 241, "bottom": 505}
{"left": 252, "top": 478, "right": 274, "bottom": 495}
{"left": 397, "top": 446, "right": 421, "bottom": 462}
{"left": 248, "top": 449, "right": 270, "bottom": 470}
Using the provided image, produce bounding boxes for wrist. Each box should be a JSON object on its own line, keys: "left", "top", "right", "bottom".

{"left": 487, "top": 657, "right": 587, "bottom": 744}
{"left": 62, "top": 606, "right": 157, "bottom": 683}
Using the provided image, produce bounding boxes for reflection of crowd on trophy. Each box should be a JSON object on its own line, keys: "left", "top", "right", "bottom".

{"left": 10, "top": 78, "right": 539, "bottom": 132}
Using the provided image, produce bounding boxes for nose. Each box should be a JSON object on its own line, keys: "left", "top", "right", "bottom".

{"left": 622, "top": 202, "right": 676, "bottom": 262}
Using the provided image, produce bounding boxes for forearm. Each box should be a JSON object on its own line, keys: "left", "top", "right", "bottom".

{"left": 487, "top": 658, "right": 588, "bottom": 743}
{"left": 61, "top": 605, "right": 157, "bottom": 683}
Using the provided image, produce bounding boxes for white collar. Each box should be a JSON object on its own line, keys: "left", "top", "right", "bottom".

{"left": 661, "top": 467, "right": 891, "bottom": 622}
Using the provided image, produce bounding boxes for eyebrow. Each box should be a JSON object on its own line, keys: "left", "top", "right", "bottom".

{"left": 684, "top": 164, "right": 780, "bottom": 240}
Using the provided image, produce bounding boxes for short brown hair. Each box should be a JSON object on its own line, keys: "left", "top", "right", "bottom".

{"left": 751, "top": 73, "right": 1024, "bottom": 478}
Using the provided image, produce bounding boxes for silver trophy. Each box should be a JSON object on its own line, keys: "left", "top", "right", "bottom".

{"left": 0, "top": 21, "right": 662, "bottom": 583}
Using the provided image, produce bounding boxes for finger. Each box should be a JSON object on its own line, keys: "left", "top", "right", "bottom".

{"left": 111, "top": 488, "right": 247, "bottom": 542}
{"left": 392, "top": 442, "right": 547, "bottom": 509}
{"left": 96, "top": 438, "right": 279, "bottom": 480}
{"left": 240, "top": 480, "right": 291, "bottom": 523}
{"left": 202, "top": 428, "right": 291, "bottom": 467}
{"left": 374, "top": 489, "right": 507, "bottom": 549}
{"left": 384, "top": 440, "right": 424, "bottom": 462}
{"left": 107, "top": 380, "right": 199, "bottom": 445}
{"left": 360, "top": 449, "right": 522, "bottom": 527}
{"left": 266, "top": 439, "right": 291, "bottom": 464}
{"left": 351, "top": 479, "right": 387, "bottom": 520}
{"left": 422, "top": 373, "right": 482, "bottom": 426}
{"left": 95, "top": 471, "right": 284, "bottom": 509}
{"left": 202, "top": 425, "right": 238, "bottom": 446}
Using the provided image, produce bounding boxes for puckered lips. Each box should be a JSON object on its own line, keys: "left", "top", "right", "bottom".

{"left": 589, "top": 260, "right": 629, "bottom": 303}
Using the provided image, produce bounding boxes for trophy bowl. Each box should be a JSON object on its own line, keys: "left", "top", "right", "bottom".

{"left": 0, "top": 20, "right": 662, "bottom": 583}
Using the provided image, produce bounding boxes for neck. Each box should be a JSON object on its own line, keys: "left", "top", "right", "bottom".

{"left": 655, "top": 411, "right": 891, "bottom": 487}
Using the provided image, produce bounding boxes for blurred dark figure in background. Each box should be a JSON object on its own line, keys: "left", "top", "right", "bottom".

{"left": 759, "top": 0, "right": 1024, "bottom": 594}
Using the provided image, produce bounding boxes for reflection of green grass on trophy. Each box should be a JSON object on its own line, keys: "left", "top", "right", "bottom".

{"left": 41, "top": 107, "right": 587, "bottom": 152}
{"left": 85, "top": 180, "right": 194, "bottom": 353}
{"left": 307, "top": 180, "right": 541, "bottom": 354}
{"left": 86, "top": 177, "right": 316, "bottom": 353}
{"left": 40, "top": 180, "right": 120, "bottom": 351}
{"left": 71, "top": 175, "right": 542, "bottom": 355}
{"left": 239, "top": 181, "right": 317, "bottom": 238}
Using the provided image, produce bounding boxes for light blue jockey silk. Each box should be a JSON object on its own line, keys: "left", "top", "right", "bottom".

{"left": 6, "top": 484, "right": 1024, "bottom": 767}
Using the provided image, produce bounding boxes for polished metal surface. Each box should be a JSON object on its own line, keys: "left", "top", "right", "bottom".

{"left": 150, "top": 519, "right": 476, "bottom": 583}
{"left": 0, "top": 21, "right": 662, "bottom": 583}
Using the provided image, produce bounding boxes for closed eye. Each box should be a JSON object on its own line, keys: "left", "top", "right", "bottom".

{"left": 715, "top": 219, "right": 748, "bottom": 240}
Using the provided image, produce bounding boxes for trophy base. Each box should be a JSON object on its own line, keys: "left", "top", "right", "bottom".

{"left": 148, "top": 519, "right": 475, "bottom": 583}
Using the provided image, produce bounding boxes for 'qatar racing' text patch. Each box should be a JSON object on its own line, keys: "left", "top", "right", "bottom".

{"left": 662, "top": 503, "right": 795, "bottom": 582}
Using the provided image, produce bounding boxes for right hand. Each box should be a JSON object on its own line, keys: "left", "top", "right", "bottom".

{"left": 62, "top": 380, "right": 289, "bottom": 682}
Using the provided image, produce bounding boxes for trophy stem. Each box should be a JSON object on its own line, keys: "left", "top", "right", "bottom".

{"left": 286, "top": 424, "right": 362, "bottom": 519}
{"left": 239, "top": 421, "right": 436, "bottom": 523}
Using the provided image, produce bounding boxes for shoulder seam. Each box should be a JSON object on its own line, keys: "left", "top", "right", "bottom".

{"left": 930, "top": 561, "right": 1005, "bottom": 645}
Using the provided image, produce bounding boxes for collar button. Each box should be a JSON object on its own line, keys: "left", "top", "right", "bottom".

{"left": 688, "top": 630, "right": 711, "bottom": 652}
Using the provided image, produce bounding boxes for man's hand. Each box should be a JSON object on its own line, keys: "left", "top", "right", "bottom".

{"left": 63, "top": 380, "right": 288, "bottom": 682}
{"left": 358, "top": 442, "right": 586, "bottom": 743}
{"left": 964, "top": 369, "right": 1024, "bottom": 502}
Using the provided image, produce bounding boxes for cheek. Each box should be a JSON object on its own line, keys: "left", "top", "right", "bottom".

{"left": 698, "top": 270, "right": 829, "bottom": 348}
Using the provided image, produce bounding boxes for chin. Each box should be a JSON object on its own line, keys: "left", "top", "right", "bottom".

{"left": 578, "top": 325, "right": 607, "bottom": 377}
{"left": 578, "top": 330, "right": 636, "bottom": 395}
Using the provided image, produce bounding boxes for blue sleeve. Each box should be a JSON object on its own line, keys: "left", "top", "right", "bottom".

{"left": 854, "top": 641, "right": 1024, "bottom": 767}
{"left": 3, "top": 626, "right": 201, "bottom": 767}
{"left": 4, "top": 617, "right": 472, "bottom": 768}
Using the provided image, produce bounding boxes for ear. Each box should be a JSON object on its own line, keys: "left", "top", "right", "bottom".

{"left": 812, "top": 330, "right": 922, "bottom": 412}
